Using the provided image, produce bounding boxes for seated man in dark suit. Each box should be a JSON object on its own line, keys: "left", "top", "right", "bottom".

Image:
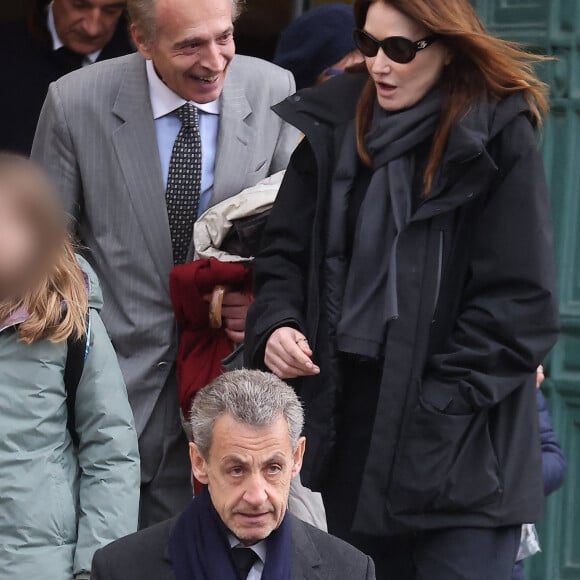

{"left": 92, "top": 370, "right": 375, "bottom": 580}
{"left": 0, "top": 0, "right": 133, "bottom": 154}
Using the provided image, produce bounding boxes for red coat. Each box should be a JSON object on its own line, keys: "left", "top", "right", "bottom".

{"left": 170, "top": 258, "right": 252, "bottom": 418}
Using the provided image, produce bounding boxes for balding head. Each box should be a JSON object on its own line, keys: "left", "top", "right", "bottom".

{"left": 127, "top": 0, "right": 243, "bottom": 46}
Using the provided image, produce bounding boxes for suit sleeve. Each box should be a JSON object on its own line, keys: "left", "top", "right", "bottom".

{"left": 269, "top": 70, "right": 301, "bottom": 174}
{"left": 245, "top": 139, "right": 318, "bottom": 367}
{"left": 73, "top": 310, "right": 141, "bottom": 575}
{"left": 423, "top": 116, "right": 560, "bottom": 412}
{"left": 30, "top": 82, "right": 83, "bottom": 230}
{"left": 90, "top": 548, "right": 110, "bottom": 580}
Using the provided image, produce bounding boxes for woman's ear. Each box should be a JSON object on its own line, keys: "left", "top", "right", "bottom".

{"left": 189, "top": 442, "right": 209, "bottom": 484}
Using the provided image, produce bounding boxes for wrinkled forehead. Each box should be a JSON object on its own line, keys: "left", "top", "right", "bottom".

{"left": 54, "top": 0, "right": 127, "bottom": 11}
{"left": 209, "top": 414, "right": 294, "bottom": 461}
{"left": 154, "top": 0, "right": 233, "bottom": 29}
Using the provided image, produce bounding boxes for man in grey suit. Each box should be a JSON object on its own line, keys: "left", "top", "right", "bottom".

{"left": 92, "top": 370, "right": 375, "bottom": 580}
{"left": 31, "top": 0, "right": 299, "bottom": 528}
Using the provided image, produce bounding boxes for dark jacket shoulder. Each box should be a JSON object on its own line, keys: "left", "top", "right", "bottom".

{"left": 275, "top": 71, "right": 367, "bottom": 128}
{"left": 92, "top": 517, "right": 176, "bottom": 579}
{"left": 290, "top": 515, "right": 375, "bottom": 578}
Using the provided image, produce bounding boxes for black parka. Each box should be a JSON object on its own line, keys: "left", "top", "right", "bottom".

{"left": 245, "top": 74, "right": 560, "bottom": 536}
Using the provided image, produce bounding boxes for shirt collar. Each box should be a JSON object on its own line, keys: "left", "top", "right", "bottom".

{"left": 47, "top": 2, "right": 101, "bottom": 64}
{"left": 228, "top": 533, "right": 267, "bottom": 564}
{"left": 145, "top": 59, "right": 221, "bottom": 119}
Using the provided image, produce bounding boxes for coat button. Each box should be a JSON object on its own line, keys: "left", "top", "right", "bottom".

{"left": 157, "top": 361, "right": 168, "bottom": 370}
{"left": 466, "top": 192, "right": 474, "bottom": 199}
{"left": 292, "top": 95, "right": 302, "bottom": 102}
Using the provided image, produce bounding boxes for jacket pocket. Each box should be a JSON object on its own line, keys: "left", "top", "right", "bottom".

{"left": 388, "top": 397, "right": 501, "bottom": 515}
{"left": 47, "top": 456, "right": 78, "bottom": 544}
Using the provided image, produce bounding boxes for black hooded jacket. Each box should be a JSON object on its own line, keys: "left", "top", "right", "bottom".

{"left": 245, "top": 73, "right": 560, "bottom": 535}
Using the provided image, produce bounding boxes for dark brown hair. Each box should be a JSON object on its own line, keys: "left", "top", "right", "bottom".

{"left": 354, "top": 0, "right": 550, "bottom": 193}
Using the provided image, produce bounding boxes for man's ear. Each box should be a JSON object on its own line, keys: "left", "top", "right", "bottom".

{"left": 190, "top": 442, "right": 209, "bottom": 484}
{"left": 130, "top": 23, "right": 153, "bottom": 60}
{"left": 291, "top": 437, "right": 306, "bottom": 479}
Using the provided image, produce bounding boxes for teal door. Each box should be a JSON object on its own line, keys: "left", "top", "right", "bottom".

{"left": 473, "top": 1, "right": 580, "bottom": 578}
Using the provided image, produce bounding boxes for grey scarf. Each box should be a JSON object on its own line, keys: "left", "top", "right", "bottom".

{"left": 336, "top": 90, "right": 442, "bottom": 359}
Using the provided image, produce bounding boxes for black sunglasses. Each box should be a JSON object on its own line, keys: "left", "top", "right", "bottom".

{"left": 353, "top": 29, "right": 438, "bottom": 64}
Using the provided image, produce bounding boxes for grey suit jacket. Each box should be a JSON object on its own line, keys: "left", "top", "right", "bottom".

{"left": 31, "top": 53, "right": 298, "bottom": 434}
{"left": 91, "top": 514, "right": 376, "bottom": 580}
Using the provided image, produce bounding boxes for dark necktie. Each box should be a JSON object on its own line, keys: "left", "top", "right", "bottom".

{"left": 165, "top": 103, "right": 202, "bottom": 265}
{"left": 231, "top": 547, "right": 259, "bottom": 579}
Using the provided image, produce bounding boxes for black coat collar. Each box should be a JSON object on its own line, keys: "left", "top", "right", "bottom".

{"left": 274, "top": 73, "right": 533, "bottom": 220}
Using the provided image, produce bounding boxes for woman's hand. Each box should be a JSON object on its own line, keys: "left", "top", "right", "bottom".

{"left": 265, "top": 327, "right": 321, "bottom": 379}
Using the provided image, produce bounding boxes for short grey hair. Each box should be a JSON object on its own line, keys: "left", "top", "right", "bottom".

{"left": 127, "top": 0, "right": 244, "bottom": 46}
{"left": 190, "top": 370, "right": 304, "bottom": 458}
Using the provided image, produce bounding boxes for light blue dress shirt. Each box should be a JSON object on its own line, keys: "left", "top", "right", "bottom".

{"left": 145, "top": 60, "right": 220, "bottom": 217}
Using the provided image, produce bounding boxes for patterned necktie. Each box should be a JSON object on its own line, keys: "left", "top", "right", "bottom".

{"left": 166, "top": 103, "right": 202, "bottom": 265}
{"left": 231, "top": 547, "right": 259, "bottom": 579}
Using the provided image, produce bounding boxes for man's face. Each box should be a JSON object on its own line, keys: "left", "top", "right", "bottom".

{"left": 52, "top": 0, "right": 126, "bottom": 55}
{"left": 133, "top": 0, "right": 235, "bottom": 104}
{"left": 190, "top": 414, "right": 305, "bottom": 545}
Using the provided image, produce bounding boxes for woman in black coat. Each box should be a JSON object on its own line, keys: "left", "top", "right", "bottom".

{"left": 245, "top": 0, "right": 560, "bottom": 578}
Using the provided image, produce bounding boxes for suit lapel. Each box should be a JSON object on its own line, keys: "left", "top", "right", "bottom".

{"left": 291, "top": 517, "right": 323, "bottom": 580}
{"left": 211, "top": 58, "right": 256, "bottom": 208}
{"left": 111, "top": 54, "right": 174, "bottom": 290}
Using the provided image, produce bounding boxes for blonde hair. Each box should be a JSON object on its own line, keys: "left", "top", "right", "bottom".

{"left": 0, "top": 155, "right": 87, "bottom": 344}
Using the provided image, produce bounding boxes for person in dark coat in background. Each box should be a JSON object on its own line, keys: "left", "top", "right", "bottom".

{"left": 273, "top": 4, "right": 364, "bottom": 89}
{"left": 512, "top": 367, "right": 567, "bottom": 580}
{"left": 0, "top": 0, "right": 132, "bottom": 154}
{"left": 536, "top": 368, "right": 567, "bottom": 497}
{"left": 245, "top": 0, "right": 560, "bottom": 578}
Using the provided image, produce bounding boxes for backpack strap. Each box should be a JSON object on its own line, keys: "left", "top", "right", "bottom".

{"left": 64, "top": 314, "right": 91, "bottom": 447}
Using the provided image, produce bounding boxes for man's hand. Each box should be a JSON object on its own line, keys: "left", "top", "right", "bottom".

{"left": 220, "top": 291, "right": 252, "bottom": 344}
{"left": 265, "top": 327, "right": 321, "bottom": 379}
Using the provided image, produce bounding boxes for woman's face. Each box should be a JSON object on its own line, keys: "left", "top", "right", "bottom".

{"left": 364, "top": 1, "right": 450, "bottom": 111}
{"left": 0, "top": 192, "right": 38, "bottom": 300}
